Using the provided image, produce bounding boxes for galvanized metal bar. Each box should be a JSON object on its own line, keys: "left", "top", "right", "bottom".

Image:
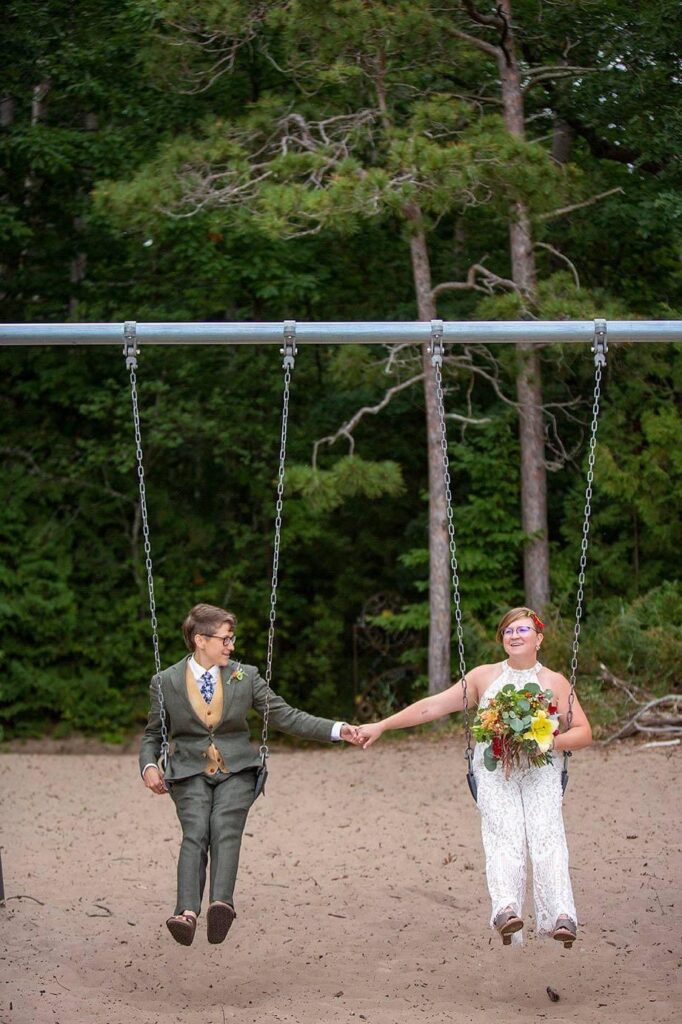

{"left": 0, "top": 320, "right": 680, "bottom": 347}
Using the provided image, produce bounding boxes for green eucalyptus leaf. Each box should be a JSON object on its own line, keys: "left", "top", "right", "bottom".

{"left": 483, "top": 745, "right": 498, "bottom": 772}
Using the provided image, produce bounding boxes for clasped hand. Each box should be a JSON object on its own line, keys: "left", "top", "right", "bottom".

{"left": 340, "top": 723, "right": 383, "bottom": 749}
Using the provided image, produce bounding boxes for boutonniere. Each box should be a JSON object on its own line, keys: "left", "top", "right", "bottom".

{"left": 229, "top": 663, "right": 244, "bottom": 682}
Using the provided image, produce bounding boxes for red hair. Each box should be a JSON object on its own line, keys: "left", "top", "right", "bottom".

{"left": 496, "top": 607, "right": 545, "bottom": 643}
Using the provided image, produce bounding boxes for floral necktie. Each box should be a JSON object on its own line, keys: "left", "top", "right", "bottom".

{"left": 199, "top": 670, "right": 215, "bottom": 704}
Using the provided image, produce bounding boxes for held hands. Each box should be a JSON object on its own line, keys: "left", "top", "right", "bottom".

{"left": 339, "top": 722, "right": 385, "bottom": 748}
{"left": 356, "top": 722, "right": 384, "bottom": 749}
{"left": 340, "top": 723, "right": 363, "bottom": 745}
{"left": 142, "top": 765, "right": 169, "bottom": 795}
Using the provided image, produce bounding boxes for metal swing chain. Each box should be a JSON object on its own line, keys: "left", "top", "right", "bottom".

{"left": 123, "top": 322, "right": 169, "bottom": 772}
{"left": 564, "top": 319, "right": 607, "bottom": 785}
{"left": 429, "top": 322, "right": 475, "bottom": 786}
{"left": 260, "top": 322, "right": 297, "bottom": 767}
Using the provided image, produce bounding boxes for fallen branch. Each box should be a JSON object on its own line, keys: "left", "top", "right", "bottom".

{"left": 86, "top": 903, "right": 113, "bottom": 917}
{"left": 603, "top": 695, "right": 682, "bottom": 743}
{"left": 599, "top": 662, "right": 654, "bottom": 705}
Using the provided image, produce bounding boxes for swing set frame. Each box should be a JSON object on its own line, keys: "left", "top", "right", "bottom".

{"left": 1, "top": 316, "right": 680, "bottom": 807}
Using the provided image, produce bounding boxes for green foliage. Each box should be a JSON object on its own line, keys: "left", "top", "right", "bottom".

{"left": 1, "top": 0, "right": 680, "bottom": 741}
{"left": 288, "top": 456, "right": 404, "bottom": 514}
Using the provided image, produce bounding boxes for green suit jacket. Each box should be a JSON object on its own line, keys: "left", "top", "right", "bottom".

{"left": 139, "top": 656, "right": 336, "bottom": 781}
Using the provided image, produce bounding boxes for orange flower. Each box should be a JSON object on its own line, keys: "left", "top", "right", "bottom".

{"left": 479, "top": 708, "right": 499, "bottom": 730}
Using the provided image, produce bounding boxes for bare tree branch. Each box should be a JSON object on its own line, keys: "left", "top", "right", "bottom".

{"left": 538, "top": 186, "right": 624, "bottom": 222}
{"left": 432, "top": 261, "right": 519, "bottom": 299}
{"left": 441, "top": 24, "right": 500, "bottom": 59}
{"left": 312, "top": 375, "right": 424, "bottom": 467}
{"left": 534, "top": 241, "right": 580, "bottom": 289}
{"left": 462, "top": 0, "right": 505, "bottom": 30}
{"left": 447, "top": 411, "right": 491, "bottom": 425}
{"left": 153, "top": 7, "right": 269, "bottom": 95}
{"left": 524, "top": 64, "right": 598, "bottom": 80}
{"left": 522, "top": 66, "right": 601, "bottom": 94}
{"left": 162, "top": 108, "right": 382, "bottom": 224}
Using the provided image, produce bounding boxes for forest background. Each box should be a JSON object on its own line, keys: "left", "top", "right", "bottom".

{"left": 1, "top": 0, "right": 680, "bottom": 742}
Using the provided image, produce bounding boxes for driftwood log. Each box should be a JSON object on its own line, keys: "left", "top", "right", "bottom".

{"left": 600, "top": 663, "right": 682, "bottom": 743}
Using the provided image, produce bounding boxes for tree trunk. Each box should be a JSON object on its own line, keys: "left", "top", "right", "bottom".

{"left": 551, "top": 116, "right": 574, "bottom": 165}
{"left": 497, "top": 0, "right": 550, "bottom": 610}
{"left": 404, "top": 202, "right": 452, "bottom": 693}
{"left": 69, "top": 114, "right": 98, "bottom": 319}
{"left": 0, "top": 96, "right": 15, "bottom": 127}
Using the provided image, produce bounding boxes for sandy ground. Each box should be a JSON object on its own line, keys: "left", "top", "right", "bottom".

{"left": 1, "top": 736, "right": 680, "bottom": 1024}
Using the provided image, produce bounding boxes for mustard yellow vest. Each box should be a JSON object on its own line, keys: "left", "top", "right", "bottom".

{"left": 184, "top": 664, "right": 227, "bottom": 775}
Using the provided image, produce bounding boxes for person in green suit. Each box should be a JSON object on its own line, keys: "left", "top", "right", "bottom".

{"left": 140, "top": 602, "right": 360, "bottom": 946}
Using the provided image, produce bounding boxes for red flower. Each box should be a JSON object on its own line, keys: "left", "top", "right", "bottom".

{"left": 492, "top": 736, "right": 503, "bottom": 758}
{"left": 530, "top": 611, "right": 545, "bottom": 630}
{"left": 548, "top": 703, "right": 558, "bottom": 714}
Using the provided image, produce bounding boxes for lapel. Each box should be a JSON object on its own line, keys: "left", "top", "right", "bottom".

{"left": 218, "top": 660, "right": 239, "bottom": 725}
{"left": 168, "top": 656, "right": 204, "bottom": 726}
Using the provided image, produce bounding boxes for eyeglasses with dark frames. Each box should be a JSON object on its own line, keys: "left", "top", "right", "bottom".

{"left": 201, "top": 633, "right": 237, "bottom": 647}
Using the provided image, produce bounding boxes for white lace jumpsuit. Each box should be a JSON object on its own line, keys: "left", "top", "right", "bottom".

{"left": 473, "top": 661, "right": 577, "bottom": 941}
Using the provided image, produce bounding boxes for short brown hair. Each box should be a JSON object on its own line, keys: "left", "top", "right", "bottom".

{"left": 496, "top": 607, "right": 545, "bottom": 643}
{"left": 182, "top": 603, "right": 237, "bottom": 652}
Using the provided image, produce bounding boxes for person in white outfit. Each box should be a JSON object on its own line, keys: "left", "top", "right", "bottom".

{"left": 356, "top": 607, "right": 592, "bottom": 947}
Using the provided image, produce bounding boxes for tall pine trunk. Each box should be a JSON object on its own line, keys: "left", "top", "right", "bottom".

{"left": 405, "top": 202, "right": 452, "bottom": 693}
{"left": 497, "top": 0, "right": 550, "bottom": 610}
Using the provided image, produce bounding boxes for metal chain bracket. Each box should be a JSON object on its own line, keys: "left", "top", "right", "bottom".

{"left": 430, "top": 321, "right": 477, "bottom": 801}
{"left": 563, "top": 318, "right": 607, "bottom": 792}
{"left": 123, "top": 323, "right": 169, "bottom": 772}
{"left": 260, "top": 322, "right": 296, "bottom": 767}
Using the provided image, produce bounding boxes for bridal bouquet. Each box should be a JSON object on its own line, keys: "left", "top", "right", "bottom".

{"left": 472, "top": 682, "right": 560, "bottom": 776}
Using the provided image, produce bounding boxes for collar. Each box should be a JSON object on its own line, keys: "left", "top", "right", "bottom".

{"left": 188, "top": 656, "right": 220, "bottom": 682}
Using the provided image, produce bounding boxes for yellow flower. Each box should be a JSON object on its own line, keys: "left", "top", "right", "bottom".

{"left": 522, "top": 710, "right": 554, "bottom": 753}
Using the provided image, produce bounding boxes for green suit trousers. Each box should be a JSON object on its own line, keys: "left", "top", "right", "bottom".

{"left": 169, "top": 768, "right": 258, "bottom": 916}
